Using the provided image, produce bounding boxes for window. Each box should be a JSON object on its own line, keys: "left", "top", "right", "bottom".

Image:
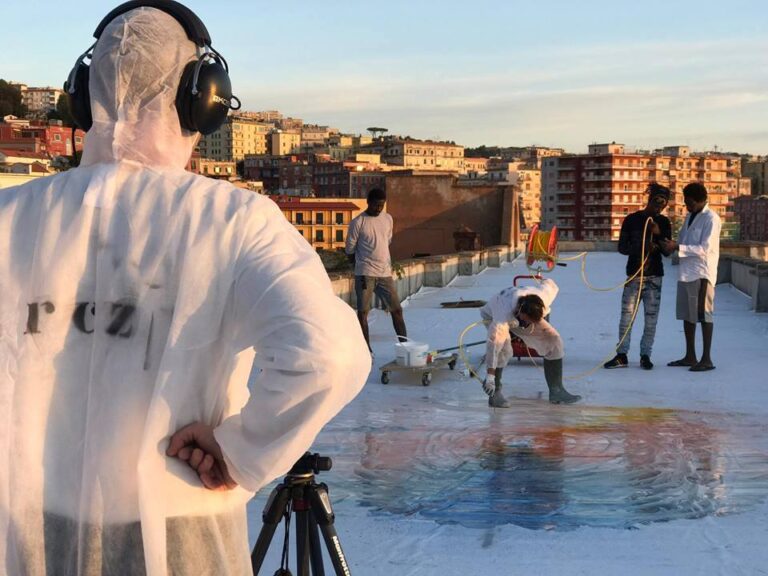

{"left": 316, "top": 213, "right": 324, "bottom": 225}
{"left": 335, "top": 230, "right": 344, "bottom": 242}
{"left": 335, "top": 212, "right": 344, "bottom": 225}
{"left": 315, "top": 230, "right": 324, "bottom": 242}
{"left": 296, "top": 213, "right": 304, "bottom": 224}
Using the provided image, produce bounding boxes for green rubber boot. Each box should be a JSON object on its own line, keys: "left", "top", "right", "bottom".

{"left": 489, "top": 368, "right": 511, "bottom": 408}
{"left": 544, "top": 359, "right": 581, "bottom": 404}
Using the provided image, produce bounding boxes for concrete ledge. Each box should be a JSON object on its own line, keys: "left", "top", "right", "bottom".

{"left": 333, "top": 247, "right": 767, "bottom": 315}
{"left": 425, "top": 255, "right": 460, "bottom": 287}
{"left": 718, "top": 255, "right": 768, "bottom": 312}
{"left": 329, "top": 246, "right": 518, "bottom": 306}
{"left": 458, "top": 251, "right": 480, "bottom": 276}
{"left": 559, "top": 241, "right": 618, "bottom": 252}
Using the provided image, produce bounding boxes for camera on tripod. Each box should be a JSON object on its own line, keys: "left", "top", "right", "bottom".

{"left": 289, "top": 453, "right": 332, "bottom": 475}
{"left": 251, "top": 452, "right": 351, "bottom": 576}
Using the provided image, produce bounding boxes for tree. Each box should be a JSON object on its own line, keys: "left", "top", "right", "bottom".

{"left": 48, "top": 94, "right": 75, "bottom": 126}
{"left": 0, "top": 79, "right": 27, "bottom": 118}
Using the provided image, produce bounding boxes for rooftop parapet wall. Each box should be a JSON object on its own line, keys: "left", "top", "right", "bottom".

{"left": 329, "top": 245, "right": 517, "bottom": 307}
{"left": 329, "top": 241, "right": 768, "bottom": 312}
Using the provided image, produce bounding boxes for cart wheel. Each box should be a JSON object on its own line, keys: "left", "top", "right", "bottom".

{"left": 381, "top": 372, "right": 390, "bottom": 385}
{"left": 448, "top": 359, "right": 456, "bottom": 370}
{"left": 422, "top": 372, "right": 432, "bottom": 386}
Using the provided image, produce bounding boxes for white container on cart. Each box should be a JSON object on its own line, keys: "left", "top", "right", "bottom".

{"left": 394, "top": 341, "right": 429, "bottom": 367}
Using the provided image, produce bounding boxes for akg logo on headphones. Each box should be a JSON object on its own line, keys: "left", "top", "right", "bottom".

{"left": 212, "top": 94, "right": 230, "bottom": 107}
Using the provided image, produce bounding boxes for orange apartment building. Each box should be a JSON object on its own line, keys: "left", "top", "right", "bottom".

{"left": 541, "top": 143, "right": 750, "bottom": 241}
{"left": 271, "top": 196, "right": 368, "bottom": 250}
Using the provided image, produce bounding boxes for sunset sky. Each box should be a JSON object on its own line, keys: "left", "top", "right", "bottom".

{"left": 5, "top": 0, "right": 767, "bottom": 153}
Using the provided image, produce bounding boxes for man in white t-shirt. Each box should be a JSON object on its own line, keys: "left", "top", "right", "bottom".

{"left": 661, "top": 182, "right": 721, "bottom": 372}
{"left": 346, "top": 188, "right": 407, "bottom": 351}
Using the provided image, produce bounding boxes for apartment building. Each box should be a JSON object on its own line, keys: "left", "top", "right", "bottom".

{"left": 243, "top": 154, "right": 281, "bottom": 190}
{"left": 323, "top": 134, "right": 374, "bottom": 161}
{"left": 462, "top": 157, "right": 489, "bottom": 177}
{"left": 501, "top": 146, "right": 564, "bottom": 168}
{"left": 278, "top": 158, "right": 314, "bottom": 196}
{"left": 197, "top": 116, "right": 273, "bottom": 161}
{"left": 541, "top": 143, "right": 751, "bottom": 241}
{"left": 486, "top": 159, "right": 541, "bottom": 229}
{"left": 300, "top": 125, "right": 337, "bottom": 150}
{"left": 368, "top": 138, "right": 464, "bottom": 171}
{"left": 517, "top": 169, "right": 542, "bottom": 230}
{"left": 313, "top": 161, "right": 386, "bottom": 198}
{"left": 271, "top": 196, "right": 367, "bottom": 250}
{"left": 16, "top": 85, "right": 63, "bottom": 115}
{"left": 198, "top": 158, "right": 236, "bottom": 179}
{"left": 270, "top": 131, "right": 301, "bottom": 156}
{"left": 733, "top": 195, "right": 768, "bottom": 241}
{"left": 0, "top": 118, "right": 84, "bottom": 157}
{"left": 743, "top": 157, "right": 767, "bottom": 196}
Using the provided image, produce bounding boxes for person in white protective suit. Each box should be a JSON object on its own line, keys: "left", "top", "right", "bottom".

{"left": 0, "top": 3, "right": 370, "bottom": 575}
{"left": 479, "top": 278, "right": 581, "bottom": 407}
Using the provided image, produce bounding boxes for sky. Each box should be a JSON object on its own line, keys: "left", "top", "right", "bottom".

{"left": 4, "top": 1, "right": 768, "bottom": 154}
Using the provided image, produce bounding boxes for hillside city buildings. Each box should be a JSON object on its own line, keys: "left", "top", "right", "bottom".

{"left": 541, "top": 143, "right": 751, "bottom": 241}
{"left": 0, "top": 81, "right": 764, "bottom": 254}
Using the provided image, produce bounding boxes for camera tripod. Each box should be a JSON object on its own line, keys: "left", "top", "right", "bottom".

{"left": 251, "top": 453, "right": 351, "bottom": 576}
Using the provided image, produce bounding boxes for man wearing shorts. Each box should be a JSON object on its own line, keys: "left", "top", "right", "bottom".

{"left": 346, "top": 188, "right": 407, "bottom": 351}
{"left": 661, "top": 182, "right": 721, "bottom": 372}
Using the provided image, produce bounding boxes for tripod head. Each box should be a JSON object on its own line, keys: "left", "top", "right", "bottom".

{"left": 288, "top": 452, "right": 332, "bottom": 476}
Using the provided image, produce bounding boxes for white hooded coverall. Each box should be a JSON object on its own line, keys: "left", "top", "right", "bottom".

{"left": 480, "top": 278, "right": 564, "bottom": 369}
{"left": 0, "top": 8, "right": 370, "bottom": 576}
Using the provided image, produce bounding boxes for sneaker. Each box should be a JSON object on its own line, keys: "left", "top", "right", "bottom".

{"left": 640, "top": 355, "right": 653, "bottom": 370}
{"left": 603, "top": 353, "right": 628, "bottom": 369}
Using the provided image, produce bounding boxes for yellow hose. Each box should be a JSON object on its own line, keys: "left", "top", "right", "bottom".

{"left": 460, "top": 217, "right": 657, "bottom": 383}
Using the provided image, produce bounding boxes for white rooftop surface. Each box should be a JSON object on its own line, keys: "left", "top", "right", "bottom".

{"left": 248, "top": 252, "right": 768, "bottom": 575}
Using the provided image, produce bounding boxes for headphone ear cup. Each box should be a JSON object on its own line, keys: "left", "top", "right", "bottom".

{"left": 188, "top": 60, "right": 232, "bottom": 136}
{"left": 65, "top": 62, "right": 93, "bottom": 132}
{"left": 176, "top": 60, "right": 198, "bottom": 133}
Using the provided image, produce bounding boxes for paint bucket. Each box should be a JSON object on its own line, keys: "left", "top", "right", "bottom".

{"left": 394, "top": 341, "right": 429, "bottom": 367}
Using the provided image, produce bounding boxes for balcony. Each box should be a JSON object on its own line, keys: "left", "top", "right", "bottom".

{"left": 585, "top": 162, "right": 613, "bottom": 169}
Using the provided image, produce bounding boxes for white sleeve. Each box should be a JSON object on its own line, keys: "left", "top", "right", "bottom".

{"left": 214, "top": 200, "right": 371, "bottom": 492}
{"left": 345, "top": 216, "right": 360, "bottom": 255}
{"left": 678, "top": 214, "right": 720, "bottom": 260}
{"left": 485, "top": 321, "right": 510, "bottom": 370}
{"left": 537, "top": 279, "right": 559, "bottom": 311}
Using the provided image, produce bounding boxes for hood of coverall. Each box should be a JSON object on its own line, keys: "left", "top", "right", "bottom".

{"left": 80, "top": 7, "right": 199, "bottom": 169}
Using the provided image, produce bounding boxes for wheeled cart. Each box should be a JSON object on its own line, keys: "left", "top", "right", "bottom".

{"left": 379, "top": 353, "right": 458, "bottom": 386}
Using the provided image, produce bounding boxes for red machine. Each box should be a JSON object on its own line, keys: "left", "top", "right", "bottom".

{"left": 510, "top": 274, "right": 543, "bottom": 360}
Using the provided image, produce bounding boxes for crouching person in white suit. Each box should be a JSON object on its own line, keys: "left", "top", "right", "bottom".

{"left": 479, "top": 278, "right": 581, "bottom": 407}
{"left": 0, "top": 3, "right": 370, "bottom": 575}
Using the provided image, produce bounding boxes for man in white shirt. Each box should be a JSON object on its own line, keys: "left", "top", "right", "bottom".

{"left": 662, "top": 182, "right": 721, "bottom": 372}
{"left": 346, "top": 188, "right": 407, "bottom": 351}
{"left": 479, "top": 278, "right": 581, "bottom": 407}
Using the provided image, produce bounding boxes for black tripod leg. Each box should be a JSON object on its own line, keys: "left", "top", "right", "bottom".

{"left": 251, "top": 484, "right": 291, "bottom": 575}
{"left": 308, "top": 513, "right": 325, "bottom": 576}
{"left": 309, "top": 483, "right": 351, "bottom": 576}
{"left": 295, "top": 507, "right": 311, "bottom": 576}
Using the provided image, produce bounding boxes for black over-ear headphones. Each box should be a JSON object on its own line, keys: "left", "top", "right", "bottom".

{"left": 64, "top": 0, "right": 241, "bottom": 135}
